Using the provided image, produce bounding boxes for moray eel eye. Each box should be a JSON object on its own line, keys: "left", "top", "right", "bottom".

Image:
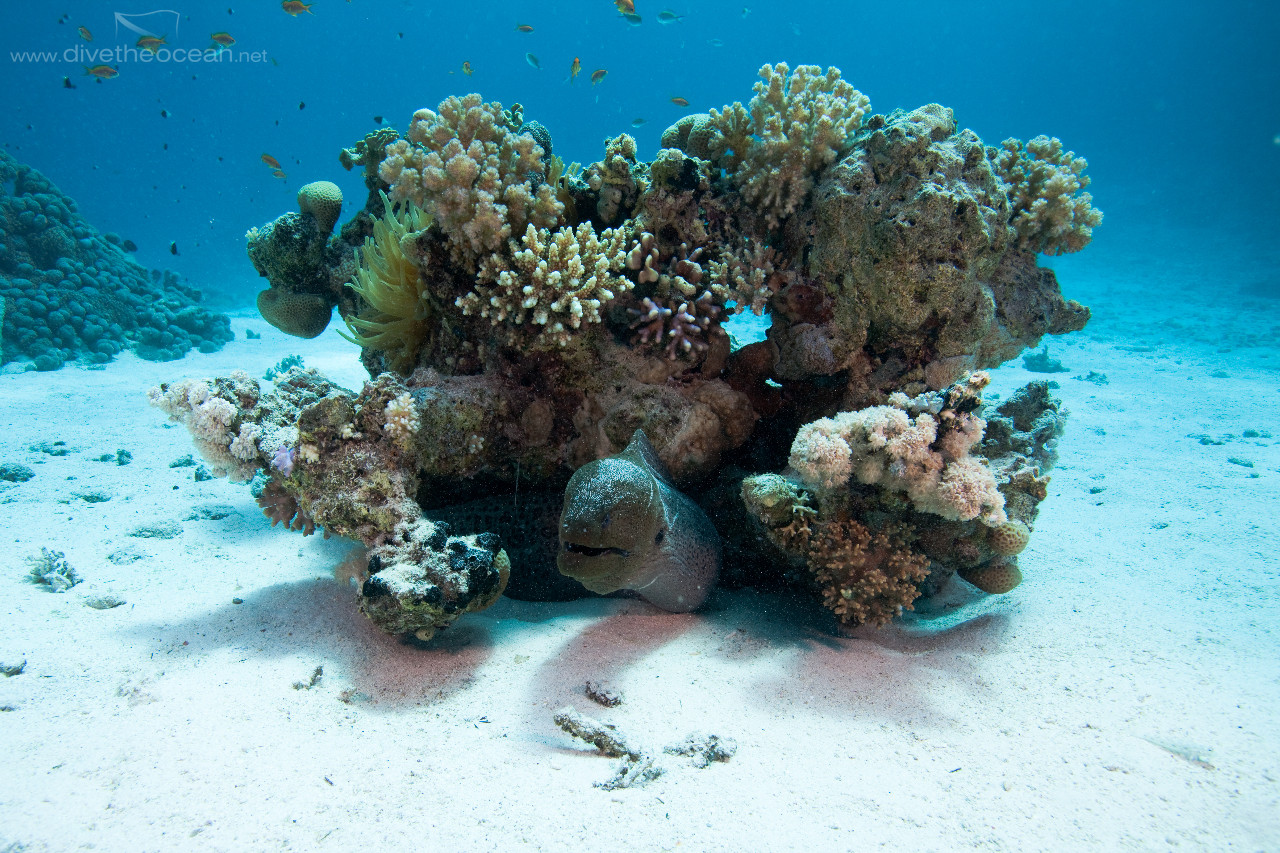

{"left": 654, "top": 527, "right": 665, "bottom": 545}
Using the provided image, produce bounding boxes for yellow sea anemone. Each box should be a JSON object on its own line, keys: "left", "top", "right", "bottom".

{"left": 338, "top": 192, "right": 442, "bottom": 373}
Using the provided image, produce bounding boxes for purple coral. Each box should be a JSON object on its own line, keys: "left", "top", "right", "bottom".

{"left": 271, "top": 444, "right": 296, "bottom": 476}
{"left": 628, "top": 292, "right": 721, "bottom": 359}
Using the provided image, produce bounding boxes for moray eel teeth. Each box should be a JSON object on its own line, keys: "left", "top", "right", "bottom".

{"left": 557, "top": 429, "right": 721, "bottom": 612}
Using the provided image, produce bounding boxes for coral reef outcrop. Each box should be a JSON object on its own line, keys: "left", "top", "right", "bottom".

{"left": 163, "top": 63, "right": 1099, "bottom": 641}
{"left": 0, "top": 152, "right": 231, "bottom": 369}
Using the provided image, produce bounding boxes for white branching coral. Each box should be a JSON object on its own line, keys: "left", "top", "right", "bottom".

{"left": 708, "top": 63, "right": 871, "bottom": 227}
{"left": 459, "top": 222, "right": 631, "bottom": 349}
{"left": 146, "top": 373, "right": 263, "bottom": 482}
{"left": 789, "top": 384, "right": 1006, "bottom": 525}
{"left": 379, "top": 94, "right": 564, "bottom": 267}
{"left": 991, "top": 135, "right": 1103, "bottom": 255}
{"left": 383, "top": 392, "right": 419, "bottom": 450}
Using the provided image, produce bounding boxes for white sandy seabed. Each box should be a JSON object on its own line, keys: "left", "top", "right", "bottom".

{"left": 0, "top": 240, "right": 1277, "bottom": 852}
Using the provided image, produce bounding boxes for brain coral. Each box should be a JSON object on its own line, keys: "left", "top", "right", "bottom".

{"left": 297, "top": 180, "right": 343, "bottom": 235}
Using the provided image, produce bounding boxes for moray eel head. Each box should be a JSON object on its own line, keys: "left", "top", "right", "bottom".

{"left": 557, "top": 456, "right": 665, "bottom": 595}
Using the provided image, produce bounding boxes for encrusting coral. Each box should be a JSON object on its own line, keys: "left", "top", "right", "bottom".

{"left": 162, "top": 62, "right": 1100, "bottom": 641}
{"left": 991, "top": 135, "right": 1103, "bottom": 255}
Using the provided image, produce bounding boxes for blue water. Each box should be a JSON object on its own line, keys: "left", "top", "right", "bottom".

{"left": 2, "top": 0, "right": 1276, "bottom": 308}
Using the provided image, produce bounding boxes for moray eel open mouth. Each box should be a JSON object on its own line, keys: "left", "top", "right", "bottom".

{"left": 562, "top": 542, "right": 631, "bottom": 559}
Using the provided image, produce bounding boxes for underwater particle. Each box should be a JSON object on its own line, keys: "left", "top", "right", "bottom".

{"left": 26, "top": 548, "right": 81, "bottom": 592}
{"left": 671, "top": 96, "right": 689, "bottom": 107}
{"left": 281, "top": 0, "right": 313, "bottom": 15}
{"left": 526, "top": 53, "right": 541, "bottom": 70}
{"left": 959, "top": 559, "right": 1023, "bottom": 594}
{"left": 987, "top": 519, "right": 1030, "bottom": 556}
{"left": 557, "top": 430, "right": 721, "bottom": 612}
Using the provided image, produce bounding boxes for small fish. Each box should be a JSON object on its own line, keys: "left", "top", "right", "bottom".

{"left": 656, "top": 9, "right": 682, "bottom": 22}
{"left": 281, "top": 1, "right": 313, "bottom": 15}
{"left": 615, "top": 0, "right": 635, "bottom": 12}
{"left": 741, "top": 6, "right": 751, "bottom": 17}
{"left": 77, "top": 26, "right": 92, "bottom": 41}
{"left": 136, "top": 35, "right": 166, "bottom": 54}
{"left": 631, "top": 118, "right": 646, "bottom": 127}
{"left": 169, "top": 241, "right": 179, "bottom": 256}
{"left": 462, "top": 60, "right": 473, "bottom": 75}
{"left": 706, "top": 38, "right": 724, "bottom": 47}
{"left": 670, "top": 96, "right": 689, "bottom": 107}
{"left": 622, "top": 12, "right": 642, "bottom": 25}
{"left": 261, "top": 153, "right": 283, "bottom": 169}
{"left": 83, "top": 64, "right": 119, "bottom": 80}
{"left": 526, "top": 53, "right": 541, "bottom": 70}
{"left": 590, "top": 68, "right": 607, "bottom": 85}
{"left": 210, "top": 32, "right": 236, "bottom": 47}
{"left": 272, "top": 169, "right": 288, "bottom": 180}
{"left": 160, "top": 109, "right": 169, "bottom": 118}
{"left": 515, "top": 23, "right": 534, "bottom": 33}
{"left": 566, "top": 56, "right": 580, "bottom": 81}
{"left": 373, "top": 115, "right": 383, "bottom": 124}
{"left": 298, "top": 101, "right": 305, "bottom": 109}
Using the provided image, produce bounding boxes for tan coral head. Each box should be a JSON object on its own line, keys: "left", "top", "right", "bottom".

{"left": 297, "top": 180, "right": 343, "bottom": 235}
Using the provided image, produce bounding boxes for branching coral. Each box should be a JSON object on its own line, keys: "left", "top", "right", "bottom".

{"left": 584, "top": 134, "right": 648, "bottom": 225}
{"left": 991, "top": 136, "right": 1103, "bottom": 255}
{"left": 379, "top": 94, "right": 563, "bottom": 268}
{"left": 739, "top": 473, "right": 928, "bottom": 627}
{"left": 788, "top": 375, "right": 1007, "bottom": 525}
{"left": 707, "top": 237, "right": 778, "bottom": 316}
{"left": 459, "top": 222, "right": 630, "bottom": 349}
{"left": 338, "top": 193, "right": 441, "bottom": 374}
{"left": 705, "top": 63, "right": 871, "bottom": 226}
{"left": 809, "top": 519, "right": 930, "bottom": 627}
{"left": 147, "top": 372, "right": 265, "bottom": 481}
{"left": 628, "top": 291, "right": 722, "bottom": 360}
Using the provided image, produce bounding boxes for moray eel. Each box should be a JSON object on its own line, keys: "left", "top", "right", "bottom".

{"left": 557, "top": 430, "right": 721, "bottom": 612}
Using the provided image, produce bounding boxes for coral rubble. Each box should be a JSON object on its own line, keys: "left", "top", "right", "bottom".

{"left": 162, "top": 62, "right": 1098, "bottom": 640}
{"left": 0, "top": 152, "right": 232, "bottom": 370}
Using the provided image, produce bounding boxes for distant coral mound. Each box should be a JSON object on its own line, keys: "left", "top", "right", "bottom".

{"left": 0, "top": 151, "right": 232, "bottom": 370}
